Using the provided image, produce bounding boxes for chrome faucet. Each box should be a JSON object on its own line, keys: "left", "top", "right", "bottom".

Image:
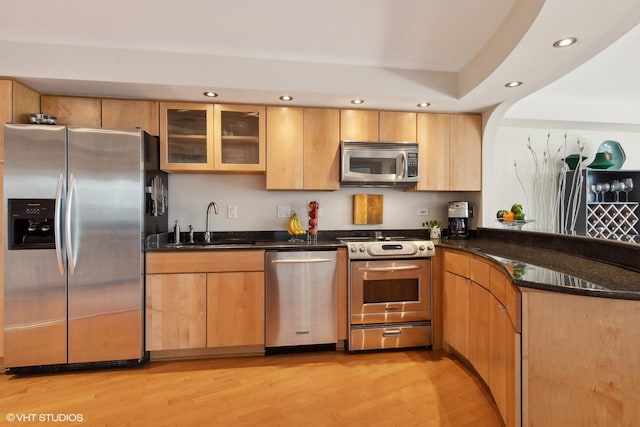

{"left": 204, "top": 202, "right": 219, "bottom": 243}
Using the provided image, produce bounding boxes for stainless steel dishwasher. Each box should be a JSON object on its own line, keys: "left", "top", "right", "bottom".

{"left": 265, "top": 250, "right": 338, "bottom": 348}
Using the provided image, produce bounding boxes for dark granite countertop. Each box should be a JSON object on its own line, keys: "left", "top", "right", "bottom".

{"left": 439, "top": 232, "right": 640, "bottom": 301}
{"left": 146, "top": 228, "right": 640, "bottom": 301}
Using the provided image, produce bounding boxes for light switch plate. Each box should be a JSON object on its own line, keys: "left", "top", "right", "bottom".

{"left": 228, "top": 205, "right": 238, "bottom": 219}
{"left": 277, "top": 205, "right": 291, "bottom": 218}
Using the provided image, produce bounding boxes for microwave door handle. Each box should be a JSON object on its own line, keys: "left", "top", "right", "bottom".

{"left": 399, "top": 153, "right": 406, "bottom": 179}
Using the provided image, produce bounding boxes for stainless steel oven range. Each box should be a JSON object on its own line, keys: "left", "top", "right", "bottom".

{"left": 343, "top": 237, "right": 436, "bottom": 352}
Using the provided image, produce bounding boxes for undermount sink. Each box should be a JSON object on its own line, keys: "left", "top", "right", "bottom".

{"left": 163, "top": 239, "right": 256, "bottom": 249}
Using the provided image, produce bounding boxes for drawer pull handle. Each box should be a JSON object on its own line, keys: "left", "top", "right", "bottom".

{"left": 382, "top": 329, "right": 402, "bottom": 337}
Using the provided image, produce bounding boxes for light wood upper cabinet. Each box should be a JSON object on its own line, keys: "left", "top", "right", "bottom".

{"left": 0, "top": 80, "right": 39, "bottom": 155}
{"left": 102, "top": 99, "right": 159, "bottom": 135}
{"left": 379, "top": 111, "right": 417, "bottom": 142}
{"left": 266, "top": 106, "right": 304, "bottom": 190}
{"left": 415, "top": 113, "right": 481, "bottom": 191}
{"left": 159, "top": 102, "right": 214, "bottom": 172}
{"left": 41, "top": 96, "right": 102, "bottom": 127}
{"left": 450, "top": 114, "right": 482, "bottom": 191}
{"left": 303, "top": 108, "right": 340, "bottom": 190}
{"left": 340, "top": 109, "right": 378, "bottom": 141}
{"left": 416, "top": 113, "right": 450, "bottom": 191}
{"left": 214, "top": 104, "right": 265, "bottom": 172}
{"left": 145, "top": 273, "right": 207, "bottom": 351}
{"left": 206, "top": 271, "right": 264, "bottom": 347}
{"left": 266, "top": 107, "right": 340, "bottom": 190}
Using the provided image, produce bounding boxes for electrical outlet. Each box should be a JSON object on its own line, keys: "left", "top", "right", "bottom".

{"left": 277, "top": 205, "right": 291, "bottom": 218}
{"left": 228, "top": 205, "right": 238, "bottom": 219}
{"left": 417, "top": 208, "right": 429, "bottom": 216}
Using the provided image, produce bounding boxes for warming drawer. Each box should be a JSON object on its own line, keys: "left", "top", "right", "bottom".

{"left": 349, "top": 322, "right": 431, "bottom": 352}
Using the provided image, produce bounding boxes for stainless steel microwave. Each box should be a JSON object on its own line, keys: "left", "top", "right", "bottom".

{"left": 340, "top": 141, "right": 419, "bottom": 187}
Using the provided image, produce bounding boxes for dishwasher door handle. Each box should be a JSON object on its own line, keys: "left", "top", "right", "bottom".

{"left": 271, "top": 258, "right": 334, "bottom": 264}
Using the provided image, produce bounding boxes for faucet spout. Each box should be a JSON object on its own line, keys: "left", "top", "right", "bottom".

{"left": 205, "top": 202, "right": 219, "bottom": 243}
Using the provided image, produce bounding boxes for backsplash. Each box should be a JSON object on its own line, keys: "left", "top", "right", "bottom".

{"left": 167, "top": 174, "right": 482, "bottom": 233}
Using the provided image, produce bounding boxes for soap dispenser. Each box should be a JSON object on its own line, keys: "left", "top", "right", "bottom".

{"left": 174, "top": 220, "right": 180, "bottom": 244}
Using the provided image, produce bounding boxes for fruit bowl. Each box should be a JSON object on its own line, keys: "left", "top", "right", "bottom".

{"left": 496, "top": 218, "right": 535, "bottom": 230}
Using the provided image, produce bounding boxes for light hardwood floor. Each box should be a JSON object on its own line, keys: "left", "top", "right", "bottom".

{"left": 0, "top": 350, "right": 502, "bottom": 426}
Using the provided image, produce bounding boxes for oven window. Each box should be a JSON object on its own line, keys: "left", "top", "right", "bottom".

{"left": 349, "top": 158, "right": 397, "bottom": 175}
{"left": 363, "top": 278, "right": 419, "bottom": 303}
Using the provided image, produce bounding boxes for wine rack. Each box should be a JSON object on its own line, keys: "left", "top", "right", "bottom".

{"left": 587, "top": 202, "right": 639, "bottom": 243}
{"left": 562, "top": 169, "right": 639, "bottom": 243}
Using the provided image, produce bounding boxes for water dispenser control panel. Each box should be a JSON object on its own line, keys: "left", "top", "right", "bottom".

{"left": 8, "top": 199, "right": 56, "bottom": 250}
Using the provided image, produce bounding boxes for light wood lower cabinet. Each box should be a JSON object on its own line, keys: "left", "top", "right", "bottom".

{"left": 145, "top": 273, "right": 207, "bottom": 351}
{"left": 489, "top": 293, "right": 520, "bottom": 427}
{"left": 442, "top": 271, "right": 469, "bottom": 356}
{"left": 443, "top": 249, "right": 521, "bottom": 427}
{"left": 521, "top": 290, "right": 640, "bottom": 426}
{"left": 145, "top": 251, "right": 265, "bottom": 352}
{"left": 206, "top": 271, "right": 264, "bottom": 347}
{"left": 469, "top": 282, "right": 490, "bottom": 383}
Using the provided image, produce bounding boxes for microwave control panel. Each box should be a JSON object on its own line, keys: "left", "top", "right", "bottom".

{"left": 407, "top": 152, "right": 418, "bottom": 178}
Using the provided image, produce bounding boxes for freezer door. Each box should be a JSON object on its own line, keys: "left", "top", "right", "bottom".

{"left": 66, "top": 127, "right": 145, "bottom": 363}
{"left": 3, "top": 124, "right": 68, "bottom": 368}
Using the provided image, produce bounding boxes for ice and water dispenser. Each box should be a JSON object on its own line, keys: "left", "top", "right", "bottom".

{"left": 8, "top": 199, "right": 56, "bottom": 250}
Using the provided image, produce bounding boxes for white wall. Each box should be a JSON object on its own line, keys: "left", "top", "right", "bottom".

{"left": 167, "top": 174, "right": 481, "bottom": 234}
{"left": 483, "top": 118, "right": 640, "bottom": 231}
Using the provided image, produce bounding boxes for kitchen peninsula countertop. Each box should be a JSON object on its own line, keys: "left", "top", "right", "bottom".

{"left": 440, "top": 228, "right": 640, "bottom": 301}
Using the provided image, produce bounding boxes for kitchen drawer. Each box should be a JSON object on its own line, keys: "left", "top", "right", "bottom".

{"left": 490, "top": 266, "right": 507, "bottom": 306}
{"left": 349, "top": 323, "right": 431, "bottom": 351}
{"left": 146, "top": 250, "right": 265, "bottom": 274}
{"left": 469, "top": 255, "right": 491, "bottom": 289}
{"left": 444, "top": 250, "right": 469, "bottom": 277}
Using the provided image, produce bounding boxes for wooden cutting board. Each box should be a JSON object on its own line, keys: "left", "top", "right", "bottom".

{"left": 353, "top": 194, "right": 383, "bottom": 224}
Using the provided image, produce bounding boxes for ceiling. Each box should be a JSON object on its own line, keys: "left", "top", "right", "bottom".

{"left": 2, "top": 0, "right": 640, "bottom": 117}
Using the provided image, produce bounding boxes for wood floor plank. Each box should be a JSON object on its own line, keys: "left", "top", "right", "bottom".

{"left": 0, "top": 350, "right": 502, "bottom": 426}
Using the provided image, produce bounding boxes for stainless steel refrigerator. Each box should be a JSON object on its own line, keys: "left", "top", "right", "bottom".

{"left": 3, "top": 124, "right": 168, "bottom": 373}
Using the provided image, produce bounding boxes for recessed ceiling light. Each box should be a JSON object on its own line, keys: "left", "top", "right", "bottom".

{"left": 203, "top": 91, "right": 218, "bottom": 97}
{"left": 505, "top": 81, "right": 522, "bottom": 88}
{"left": 417, "top": 102, "right": 431, "bottom": 108}
{"left": 279, "top": 95, "right": 293, "bottom": 101}
{"left": 351, "top": 99, "right": 364, "bottom": 105}
{"left": 553, "top": 37, "right": 578, "bottom": 48}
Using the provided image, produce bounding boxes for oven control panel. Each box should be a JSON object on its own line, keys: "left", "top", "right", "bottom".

{"left": 347, "top": 240, "right": 435, "bottom": 259}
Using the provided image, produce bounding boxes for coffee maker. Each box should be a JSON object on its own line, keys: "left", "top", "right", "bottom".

{"left": 448, "top": 201, "right": 473, "bottom": 239}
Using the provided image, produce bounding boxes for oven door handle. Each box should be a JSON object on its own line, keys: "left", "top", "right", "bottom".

{"left": 359, "top": 265, "right": 421, "bottom": 272}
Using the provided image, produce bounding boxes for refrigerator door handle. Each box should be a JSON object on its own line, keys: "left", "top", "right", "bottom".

{"left": 65, "top": 173, "right": 76, "bottom": 275}
{"left": 54, "top": 173, "right": 65, "bottom": 275}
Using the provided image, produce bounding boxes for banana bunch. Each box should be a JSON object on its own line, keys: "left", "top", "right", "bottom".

{"left": 286, "top": 212, "right": 307, "bottom": 235}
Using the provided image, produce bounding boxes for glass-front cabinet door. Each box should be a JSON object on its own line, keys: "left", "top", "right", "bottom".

{"left": 160, "top": 102, "right": 214, "bottom": 171}
{"left": 214, "top": 104, "right": 265, "bottom": 171}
